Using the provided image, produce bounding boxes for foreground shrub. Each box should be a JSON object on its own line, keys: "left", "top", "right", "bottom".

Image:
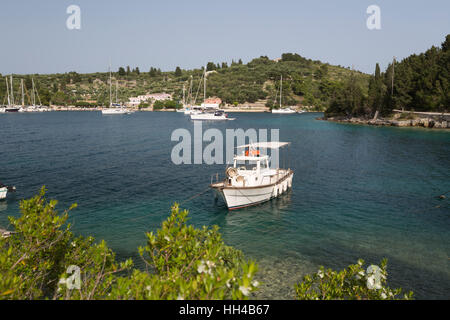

{"left": 0, "top": 188, "right": 257, "bottom": 300}
{"left": 295, "top": 259, "right": 413, "bottom": 300}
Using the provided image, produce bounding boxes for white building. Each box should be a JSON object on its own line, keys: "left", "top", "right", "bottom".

{"left": 128, "top": 93, "right": 173, "bottom": 107}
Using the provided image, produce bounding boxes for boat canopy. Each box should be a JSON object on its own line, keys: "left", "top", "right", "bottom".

{"left": 237, "top": 142, "right": 290, "bottom": 149}
{"left": 234, "top": 155, "right": 269, "bottom": 161}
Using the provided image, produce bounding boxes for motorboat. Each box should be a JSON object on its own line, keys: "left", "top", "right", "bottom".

{"left": 210, "top": 142, "right": 293, "bottom": 210}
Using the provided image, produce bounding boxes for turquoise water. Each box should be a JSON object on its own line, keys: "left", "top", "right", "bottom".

{"left": 0, "top": 112, "right": 449, "bottom": 299}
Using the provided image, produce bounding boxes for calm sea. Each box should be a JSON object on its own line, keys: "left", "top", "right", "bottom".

{"left": 0, "top": 111, "right": 449, "bottom": 299}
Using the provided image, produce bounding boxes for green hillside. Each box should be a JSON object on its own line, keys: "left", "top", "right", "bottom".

{"left": 325, "top": 34, "right": 450, "bottom": 118}
{"left": 0, "top": 53, "right": 369, "bottom": 110}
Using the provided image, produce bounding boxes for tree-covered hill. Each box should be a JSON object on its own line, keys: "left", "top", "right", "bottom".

{"left": 325, "top": 34, "right": 449, "bottom": 118}
{"left": 0, "top": 53, "right": 368, "bottom": 111}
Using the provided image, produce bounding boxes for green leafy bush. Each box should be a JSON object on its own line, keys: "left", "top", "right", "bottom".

{"left": 295, "top": 259, "right": 413, "bottom": 300}
{"left": 0, "top": 188, "right": 258, "bottom": 300}
{"left": 153, "top": 99, "right": 182, "bottom": 110}
{"left": 138, "top": 203, "right": 258, "bottom": 299}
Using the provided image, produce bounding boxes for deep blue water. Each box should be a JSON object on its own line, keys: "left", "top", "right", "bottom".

{"left": 0, "top": 111, "right": 449, "bottom": 299}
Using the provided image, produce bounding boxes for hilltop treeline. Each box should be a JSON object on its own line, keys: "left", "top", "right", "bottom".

{"left": 204, "top": 55, "right": 368, "bottom": 110}
{"left": 0, "top": 54, "right": 367, "bottom": 110}
{"left": 326, "top": 34, "right": 449, "bottom": 118}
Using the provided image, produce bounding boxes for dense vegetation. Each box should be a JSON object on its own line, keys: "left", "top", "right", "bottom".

{"left": 0, "top": 189, "right": 412, "bottom": 300}
{"left": 295, "top": 259, "right": 413, "bottom": 300}
{"left": 0, "top": 54, "right": 368, "bottom": 111}
{"left": 0, "top": 188, "right": 258, "bottom": 299}
{"left": 203, "top": 54, "right": 368, "bottom": 110}
{"left": 152, "top": 99, "right": 182, "bottom": 110}
{"left": 325, "top": 34, "right": 449, "bottom": 118}
{"left": 2, "top": 35, "right": 447, "bottom": 113}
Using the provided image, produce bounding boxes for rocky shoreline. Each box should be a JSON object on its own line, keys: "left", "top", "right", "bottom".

{"left": 322, "top": 110, "right": 450, "bottom": 129}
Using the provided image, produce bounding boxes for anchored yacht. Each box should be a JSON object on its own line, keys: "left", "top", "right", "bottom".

{"left": 210, "top": 142, "right": 293, "bottom": 210}
{"left": 271, "top": 75, "right": 297, "bottom": 114}
{"left": 102, "top": 67, "right": 132, "bottom": 115}
{"left": 184, "top": 106, "right": 203, "bottom": 115}
{"left": 272, "top": 107, "right": 296, "bottom": 114}
{"left": 190, "top": 110, "right": 233, "bottom": 121}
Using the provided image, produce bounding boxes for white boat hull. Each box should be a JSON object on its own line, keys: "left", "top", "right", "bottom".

{"left": 213, "top": 171, "right": 293, "bottom": 210}
{"left": 102, "top": 108, "right": 130, "bottom": 115}
{"left": 5, "top": 107, "right": 20, "bottom": 113}
{"left": 190, "top": 114, "right": 228, "bottom": 120}
{"left": 0, "top": 187, "right": 7, "bottom": 200}
{"left": 272, "top": 109, "right": 296, "bottom": 114}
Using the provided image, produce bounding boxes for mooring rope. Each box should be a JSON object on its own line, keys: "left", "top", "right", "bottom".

{"left": 128, "top": 186, "right": 212, "bottom": 222}
{"left": 178, "top": 187, "right": 212, "bottom": 206}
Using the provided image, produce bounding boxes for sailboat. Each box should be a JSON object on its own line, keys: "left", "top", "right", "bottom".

{"left": 190, "top": 67, "right": 232, "bottom": 120}
{"left": 183, "top": 76, "right": 202, "bottom": 115}
{"left": 4, "top": 76, "right": 21, "bottom": 113}
{"left": 26, "top": 78, "right": 48, "bottom": 112}
{"left": 271, "top": 75, "right": 296, "bottom": 114}
{"left": 102, "top": 66, "right": 131, "bottom": 115}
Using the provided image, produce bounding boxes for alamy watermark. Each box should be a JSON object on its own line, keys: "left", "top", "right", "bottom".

{"left": 66, "top": 5, "right": 81, "bottom": 30}
{"left": 59, "top": 265, "right": 81, "bottom": 290}
{"left": 171, "top": 122, "right": 281, "bottom": 168}
{"left": 366, "top": 5, "right": 381, "bottom": 30}
{"left": 366, "top": 264, "right": 382, "bottom": 290}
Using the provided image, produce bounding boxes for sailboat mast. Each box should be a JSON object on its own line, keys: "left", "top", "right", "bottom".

{"left": 182, "top": 84, "right": 186, "bottom": 106}
{"left": 280, "top": 75, "right": 282, "bottom": 108}
{"left": 203, "top": 66, "right": 206, "bottom": 102}
{"left": 10, "top": 76, "right": 14, "bottom": 105}
{"left": 6, "top": 78, "right": 10, "bottom": 106}
{"left": 189, "top": 76, "right": 193, "bottom": 105}
{"left": 116, "top": 80, "right": 118, "bottom": 104}
{"left": 34, "top": 79, "right": 42, "bottom": 106}
{"left": 109, "top": 64, "right": 112, "bottom": 107}
{"left": 32, "top": 78, "right": 35, "bottom": 106}
{"left": 21, "top": 79, "right": 24, "bottom": 106}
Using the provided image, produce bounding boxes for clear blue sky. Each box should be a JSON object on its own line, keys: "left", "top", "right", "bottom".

{"left": 1, "top": 0, "right": 449, "bottom": 75}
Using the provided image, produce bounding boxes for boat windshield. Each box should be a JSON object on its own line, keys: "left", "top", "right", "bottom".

{"left": 235, "top": 160, "right": 258, "bottom": 171}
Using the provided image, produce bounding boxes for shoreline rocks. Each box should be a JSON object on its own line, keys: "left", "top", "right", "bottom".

{"left": 321, "top": 116, "right": 449, "bottom": 129}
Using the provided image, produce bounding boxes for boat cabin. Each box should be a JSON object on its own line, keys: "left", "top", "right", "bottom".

{"left": 226, "top": 151, "right": 280, "bottom": 187}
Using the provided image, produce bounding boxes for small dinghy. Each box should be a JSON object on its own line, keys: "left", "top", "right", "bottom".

{"left": 0, "top": 182, "right": 16, "bottom": 200}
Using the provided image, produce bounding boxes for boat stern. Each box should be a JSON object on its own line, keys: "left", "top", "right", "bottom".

{"left": 0, "top": 187, "right": 7, "bottom": 200}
